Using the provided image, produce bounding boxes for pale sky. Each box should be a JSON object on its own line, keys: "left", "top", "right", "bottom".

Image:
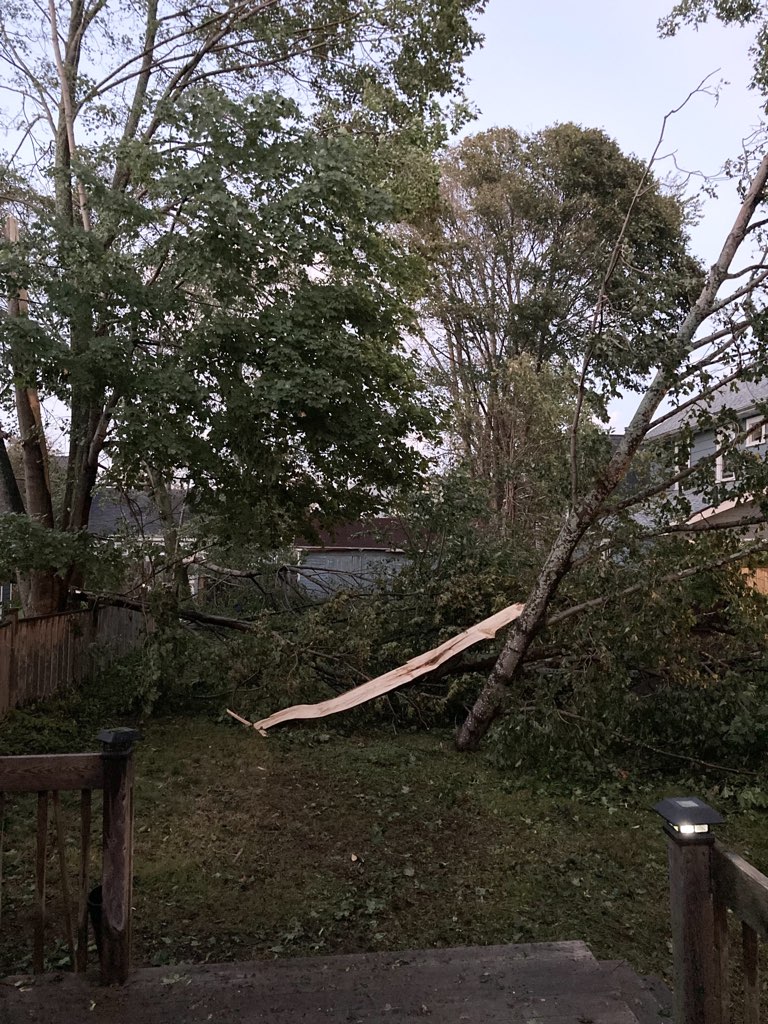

{"left": 461, "top": 1, "right": 766, "bottom": 428}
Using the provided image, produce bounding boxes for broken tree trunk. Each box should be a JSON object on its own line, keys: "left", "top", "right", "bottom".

{"left": 229, "top": 602, "right": 525, "bottom": 733}
{"left": 4, "top": 214, "right": 66, "bottom": 616}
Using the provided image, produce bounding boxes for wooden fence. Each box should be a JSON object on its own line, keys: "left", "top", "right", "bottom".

{"left": 0, "top": 606, "right": 148, "bottom": 718}
{"left": 743, "top": 565, "right": 768, "bottom": 595}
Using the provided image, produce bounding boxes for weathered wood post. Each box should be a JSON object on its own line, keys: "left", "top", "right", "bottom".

{"left": 654, "top": 797, "right": 725, "bottom": 1024}
{"left": 99, "top": 727, "right": 140, "bottom": 984}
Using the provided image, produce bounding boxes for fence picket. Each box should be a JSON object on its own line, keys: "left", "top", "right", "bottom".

{"left": 0, "top": 791, "right": 5, "bottom": 929}
{"left": 52, "top": 791, "right": 76, "bottom": 965}
{"left": 713, "top": 896, "right": 730, "bottom": 1024}
{"left": 76, "top": 789, "right": 92, "bottom": 972}
{"left": 743, "top": 921, "right": 760, "bottom": 1024}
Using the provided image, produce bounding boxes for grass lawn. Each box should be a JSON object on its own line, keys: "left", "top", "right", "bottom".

{"left": 2, "top": 714, "right": 768, "bottom": 982}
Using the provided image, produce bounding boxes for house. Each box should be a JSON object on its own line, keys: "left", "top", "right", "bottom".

{"left": 0, "top": 482, "right": 184, "bottom": 540}
{"left": 292, "top": 518, "right": 410, "bottom": 597}
{"left": 87, "top": 488, "right": 185, "bottom": 540}
{"left": 0, "top": 487, "right": 189, "bottom": 612}
{"left": 646, "top": 376, "right": 768, "bottom": 534}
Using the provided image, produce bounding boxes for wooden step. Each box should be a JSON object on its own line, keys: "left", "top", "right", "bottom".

{"left": 599, "top": 959, "right": 673, "bottom": 1024}
{"left": 1, "top": 941, "right": 646, "bottom": 1023}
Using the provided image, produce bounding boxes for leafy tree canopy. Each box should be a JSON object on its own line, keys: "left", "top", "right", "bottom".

{"left": 417, "top": 124, "right": 701, "bottom": 396}
{"left": 410, "top": 124, "right": 700, "bottom": 528}
{"left": 0, "top": 0, "right": 486, "bottom": 610}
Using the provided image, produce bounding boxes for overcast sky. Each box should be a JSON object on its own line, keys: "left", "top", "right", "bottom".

{"left": 461, "top": 1, "right": 766, "bottom": 427}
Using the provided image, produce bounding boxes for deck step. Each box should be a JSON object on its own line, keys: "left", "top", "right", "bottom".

{"left": 599, "top": 959, "right": 673, "bottom": 1023}
{"left": 1, "top": 942, "right": 649, "bottom": 1023}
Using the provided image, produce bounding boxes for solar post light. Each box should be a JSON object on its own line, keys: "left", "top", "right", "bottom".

{"left": 653, "top": 796, "right": 724, "bottom": 1024}
{"left": 653, "top": 796, "right": 724, "bottom": 843}
{"left": 98, "top": 727, "right": 142, "bottom": 753}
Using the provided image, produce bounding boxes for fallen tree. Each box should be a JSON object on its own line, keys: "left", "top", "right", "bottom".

{"left": 229, "top": 537, "right": 768, "bottom": 734}
{"left": 451, "top": 151, "right": 768, "bottom": 749}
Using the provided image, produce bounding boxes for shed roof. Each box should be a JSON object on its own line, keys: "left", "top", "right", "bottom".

{"left": 294, "top": 518, "right": 408, "bottom": 552}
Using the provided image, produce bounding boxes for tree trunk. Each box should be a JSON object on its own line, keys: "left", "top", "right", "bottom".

{"left": 456, "top": 510, "right": 584, "bottom": 749}
{"left": 23, "top": 572, "right": 67, "bottom": 617}
{"left": 145, "top": 467, "right": 191, "bottom": 603}
{"left": 0, "top": 436, "right": 24, "bottom": 515}
{"left": 4, "top": 215, "right": 64, "bottom": 616}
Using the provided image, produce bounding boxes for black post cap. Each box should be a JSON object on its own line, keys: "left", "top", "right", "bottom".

{"left": 97, "top": 727, "right": 143, "bottom": 752}
{"left": 653, "top": 796, "right": 724, "bottom": 828}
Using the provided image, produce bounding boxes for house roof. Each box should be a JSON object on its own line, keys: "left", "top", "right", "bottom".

{"left": 647, "top": 377, "right": 768, "bottom": 439}
{"left": 0, "top": 482, "right": 184, "bottom": 538}
{"left": 294, "top": 517, "right": 408, "bottom": 552}
{"left": 87, "top": 488, "right": 185, "bottom": 538}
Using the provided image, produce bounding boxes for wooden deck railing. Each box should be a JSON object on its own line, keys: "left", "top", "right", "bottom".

{"left": 711, "top": 845, "right": 768, "bottom": 1024}
{"left": 659, "top": 797, "right": 768, "bottom": 1024}
{"left": 0, "top": 729, "right": 139, "bottom": 983}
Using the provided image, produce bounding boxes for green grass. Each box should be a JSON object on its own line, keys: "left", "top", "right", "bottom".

{"left": 3, "top": 714, "right": 768, "bottom": 982}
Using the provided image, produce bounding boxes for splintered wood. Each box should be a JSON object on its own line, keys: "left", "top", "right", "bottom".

{"left": 228, "top": 602, "right": 525, "bottom": 734}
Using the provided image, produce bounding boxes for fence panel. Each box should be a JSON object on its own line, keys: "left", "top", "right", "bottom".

{"left": 0, "top": 606, "right": 147, "bottom": 717}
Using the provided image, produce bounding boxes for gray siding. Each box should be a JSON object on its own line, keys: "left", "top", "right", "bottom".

{"left": 679, "top": 424, "right": 768, "bottom": 515}
{"left": 296, "top": 549, "right": 408, "bottom": 597}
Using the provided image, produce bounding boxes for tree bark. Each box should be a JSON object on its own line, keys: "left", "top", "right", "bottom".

{"left": 0, "top": 435, "right": 25, "bottom": 515}
{"left": 456, "top": 509, "right": 585, "bottom": 748}
{"left": 4, "top": 215, "right": 64, "bottom": 616}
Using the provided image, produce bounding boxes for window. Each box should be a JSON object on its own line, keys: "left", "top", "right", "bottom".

{"left": 715, "top": 433, "right": 736, "bottom": 483}
{"left": 745, "top": 415, "right": 767, "bottom": 447}
{"left": 673, "top": 445, "right": 690, "bottom": 493}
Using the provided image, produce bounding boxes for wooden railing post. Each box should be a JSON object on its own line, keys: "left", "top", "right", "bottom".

{"left": 667, "top": 835, "right": 720, "bottom": 1024}
{"left": 98, "top": 727, "right": 140, "bottom": 985}
{"left": 654, "top": 797, "right": 725, "bottom": 1024}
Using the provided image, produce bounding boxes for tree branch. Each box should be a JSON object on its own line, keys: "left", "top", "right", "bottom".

{"left": 546, "top": 538, "right": 768, "bottom": 629}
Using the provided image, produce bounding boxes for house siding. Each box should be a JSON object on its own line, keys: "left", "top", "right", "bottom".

{"left": 296, "top": 549, "right": 408, "bottom": 597}
{"left": 680, "top": 425, "right": 768, "bottom": 515}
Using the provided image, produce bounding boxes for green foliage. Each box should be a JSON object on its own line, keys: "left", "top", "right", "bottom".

{"left": 0, "top": 0, "right": 486, "bottom": 605}
{"left": 491, "top": 535, "right": 768, "bottom": 774}
{"left": 2, "top": 89, "right": 442, "bottom": 551}
{"left": 0, "top": 514, "right": 121, "bottom": 586}
{"left": 411, "top": 124, "right": 700, "bottom": 530}
{"left": 124, "top": 476, "right": 768, "bottom": 776}
{"left": 418, "top": 123, "right": 700, "bottom": 397}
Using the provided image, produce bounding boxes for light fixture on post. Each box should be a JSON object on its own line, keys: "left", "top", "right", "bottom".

{"left": 652, "top": 796, "right": 724, "bottom": 1024}
{"left": 653, "top": 796, "right": 724, "bottom": 843}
